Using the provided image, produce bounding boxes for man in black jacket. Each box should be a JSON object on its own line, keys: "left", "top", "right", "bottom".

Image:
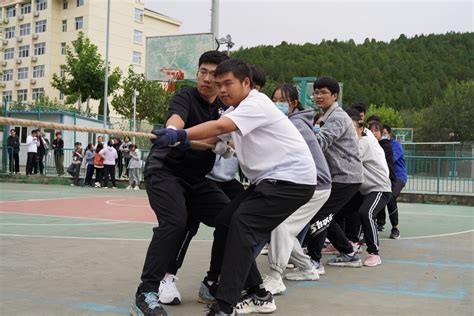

{"left": 7, "top": 129, "right": 20, "bottom": 174}
{"left": 51, "top": 132, "right": 64, "bottom": 175}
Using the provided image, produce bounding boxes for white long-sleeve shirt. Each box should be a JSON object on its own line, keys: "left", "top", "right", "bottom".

{"left": 26, "top": 135, "right": 39, "bottom": 153}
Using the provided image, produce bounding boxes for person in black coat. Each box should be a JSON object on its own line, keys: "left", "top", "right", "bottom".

{"left": 7, "top": 129, "right": 20, "bottom": 174}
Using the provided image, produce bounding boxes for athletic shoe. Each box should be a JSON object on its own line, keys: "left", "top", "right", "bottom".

{"left": 198, "top": 279, "right": 218, "bottom": 304}
{"left": 130, "top": 292, "right": 168, "bottom": 316}
{"left": 364, "top": 254, "right": 382, "bottom": 267}
{"left": 206, "top": 304, "right": 237, "bottom": 316}
{"left": 321, "top": 244, "right": 339, "bottom": 255}
{"left": 390, "top": 227, "right": 400, "bottom": 239}
{"left": 158, "top": 275, "right": 181, "bottom": 305}
{"left": 112, "top": 186, "right": 118, "bottom": 189}
{"left": 350, "top": 241, "right": 363, "bottom": 254}
{"left": 262, "top": 274, "right": 286, "bottom": 295}
{"left": 284, "top": 265, "right": 319, "bottom": 281}
{"left": 377, "top": 225, "right": 385, "bottom": 232}
{"left": 327, "top": 253, "right": 362, "bottom": 267}
{"left": 94, "top": 182, "right": 101, "bottom": 188}
{"left": 236, "top": 291, "right": 276, "bottom": 314}
{"left": 70, "top": 184, "right": 75, "bottom": 187}
{"left": 126, "top": 185, "right": 132, "bottom": 190}
{"left": 260, "top": 244, "right": 269, "bottom": 255}
{"left": 311, "top": 259, "right": 326, "bottom": 275}
{"left": 134, "top": 186, "right": 140, "bottom": 191}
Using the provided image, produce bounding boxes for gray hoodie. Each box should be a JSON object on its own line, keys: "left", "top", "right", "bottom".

{"left": 316, "top": 102, "right": 363, "bottom": 184}
{"left": 288, "top": 109, "right": 331, "bottom": 191}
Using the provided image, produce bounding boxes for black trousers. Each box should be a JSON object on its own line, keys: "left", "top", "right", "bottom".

{"left": 7, "top": 149, "right": 19, "bottom": 173}
{"left": 338, "top": 193, "right": 364, "bottom": 243}
{"left": 306, "top": 182, "right": 361, "bottom": 263}
{"left": 36, "top": 153, "right": 45, "bottom": 175}
{"left": 103, "top": 164, "right": 116, "bottom": 187}
{"left": 212, "top": 180, "right": 315, "bottom": 306}
{"left": 26, "top": 152, "right": 37, "bottom": 175}
{"left": 377, "top": 179, "right": 405, "bottom": 227}
{"left": 360, "top": 192, "right": 391, "bottom": 254}
{"left": 84, "top": 164, "right": 95, "bottom": 186}
{"left": 213, "top": 178, "right": 246, "bottom": 201}
{"left": 138, "top": 170, "right": 229, "bottom": 293}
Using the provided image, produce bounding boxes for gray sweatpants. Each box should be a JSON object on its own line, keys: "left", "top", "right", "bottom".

{"left": 268, "top": 189, "right": 331, "bottom": 274}
{"left": 128, "top": 168, "right": 140, "bottom": 187}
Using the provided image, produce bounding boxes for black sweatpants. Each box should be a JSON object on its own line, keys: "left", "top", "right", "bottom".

{"left": 103, "top": 164, "right": 116, "bottom": 187}
{"left": 211, "top": 180, "right": 315, "bottom": 306}
{"left": 8, "top": 149, "right": 20, "bottom": 173}
{"left": 377, "top": 179, "right": 405, "bottom": 227}
{"left": 306, "top": 182, "right": 361, "bottom": 263}
{"left": 138, "top": 170, "right": 229, "bottom": 293}
{"left": 338, "top": 193, "right": 363, "bottom": 243}
{"left": 213, "top": 178, "right": 246, "bottom": 201}
{"left": 26, "top": 152, "right": 37, "bottom": 175}
{"left": 360, "top": 191, "right": 391, "bottom": 255}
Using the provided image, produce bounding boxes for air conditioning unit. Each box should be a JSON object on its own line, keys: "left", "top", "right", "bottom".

{"left": 17, "top": 37, "right": 23, "bottom": 43}
{"left": 30, "top": 79, "right": 37, "bottom": 84}
{"left": 15, "top": 80, "right": 21, "bottom": 86}
{"left": 0, "top": 82, "right": 6, "bottom": 88}
{"left": 18, "top": 15, "right": 24, "bottom": 21}
{"left": 1, "top": 39, "right": 7, "bottom": 45}
{"left": 33, "top": 11, "right": 40, "bottom": 17}
{"left": 16, "top": 59, "right": 22, "bottom": 64}
{"left": 31, "top": 56, "right": 38, "bottom": 62}
{"left": 32, "top": 34, "right": 39, "bottom": 40}
{"left": 1, "top": 61, "right": 7, "bottom": 66}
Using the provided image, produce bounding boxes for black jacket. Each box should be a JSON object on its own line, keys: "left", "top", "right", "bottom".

{"left": 7, "top": 136, "right": 20, "bottom": 153}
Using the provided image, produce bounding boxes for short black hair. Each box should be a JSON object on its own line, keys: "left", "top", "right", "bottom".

{"left": 198, "top": 50, "right": 229, "bottom": 67}
{"left": 313, "top": 76, "right": 340, "bottom": 97}
{"left": 346, "top": 108, "right": 360, "bottom": 118}
{"left": 351, "top": 102, "right": 367, "bottom": 114}
{"left": 10, "top": 129, "right": 15, "bottom": 133}
{"left": 383, "top": 124, "right": 392, "bottom": 134}
{"left": 368, "top": 121, "right": 384, "bottom": 132}
{"left": 274, "top": 84, "right": 304, "bottom": 111}
{"left": 249, "top": 64, "right": 266, "bottom": 88}
{"left": 55, "top": 131, "right": 62, "bottom": 136}
{"left": 215, "top": 58, "right": 252, "bottom": 83}
{"left": 367, "top": 115, "right": 381, "bottom": 123}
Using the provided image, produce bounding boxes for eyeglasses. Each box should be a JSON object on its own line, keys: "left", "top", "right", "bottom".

{"left": 197, "top": 68, "right": 215, "bottom": 79}
{"left": 313, "top": 90, "right": 332, "bottom": 97}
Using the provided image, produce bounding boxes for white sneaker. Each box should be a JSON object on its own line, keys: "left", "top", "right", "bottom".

{"left": 260, "top": 244, "right": 269, "bottom": 255}
{"left": 133, "top": 186, "right": 140, "bottom": 191}
{"left": 311, "top": 259, "right": 326, "bottom": 275}
{"left": 158, "top": 274, "right": 181, "bottom": 305}
{"left": 262, "top": 274, "right": 286, "bottom": 295}
{"left": 126, "top": 185, "right": 132, "bottom": 190}
{"left": 94, "top": 182, "right": 101, "bottom": 188}
{"left": 236, "top": 291, "right": 276, "bottom": 314}
{"left": 284, "top": 265, "right": 319, "bottom": 281}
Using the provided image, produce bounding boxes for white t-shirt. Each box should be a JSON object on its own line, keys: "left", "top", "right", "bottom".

{"left": 223, "top": 89, "right": 316, "bottom": 185}
{"left": 26, "top": 135, "right": 39, "bottom": 153}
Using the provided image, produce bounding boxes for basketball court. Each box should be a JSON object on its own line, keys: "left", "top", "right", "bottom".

{"left": 0, "top": 182, "right": 473, "bottom": 315}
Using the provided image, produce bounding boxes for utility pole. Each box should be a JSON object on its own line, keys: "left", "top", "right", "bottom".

{"left": 211, "top": 0, "right": 219, "bottom": 48}
{"left": 103, "top": 0, "right": 111, "bottom": 130}
{"left": 132, "top": 90, "right": 139, "bottom": 144}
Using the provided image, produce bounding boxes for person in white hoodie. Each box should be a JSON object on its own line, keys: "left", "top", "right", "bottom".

{"left": 100, "top": 140, "right": 118, "bottom": 188}
{"left": 127, "top": 144, "right": 142, "bottom": 190}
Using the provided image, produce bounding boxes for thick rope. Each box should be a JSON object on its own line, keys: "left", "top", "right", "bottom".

{"left": 0, "top": 116, "right": 215, "bottom": 150}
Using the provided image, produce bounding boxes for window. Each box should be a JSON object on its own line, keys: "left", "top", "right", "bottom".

{"left": 77, "top": 0, "right": 84, "bottom": 7}
{"left": 134, "top": 30, "right": 142, "bottom": 43}
{"left": 133, "top": 51, "right": 142, "bottom": 64}
{"left": 62, "top": 20, "right": 67, "bottom": 32}
{"left": 5, "top": 27, "right": 15, "bottom": 39}
{"left": 32, "top": 88, "right": 45, "bottom": 100}
{"left": 33, "top": 65, "right": 45, "bottom": 78}
{"left": 3, "top": 70, "right": 14, "bottom": 81}
{"left": 75, "top": 16, "right": 83, "bottom": 30}
{"left": 59, "top": 92, "right": 64, "bottom": 100}
{"left": 18, "top": 67, "right": 29, "bottom": 80}
{"left": 61, "top": 42, "right": 67, "bottom": 55}
{"left": 3, "top": 91, "right": 13, "bottom": 104}
{"left": 36, "top": 0, "right": 47, "bottom": 11}
{"left": 17, "top": 89, "right": 28, "bottom": 102}
{"left": 35, "top": 20, "right": 47, "bottom": 33}
{"left": 19, "top": 45, "right": 30, "bottom": 58}
{"left": 34, "top": 42, "right": 46, "bottom": 55}
{"left": 63, "top": 0, "right": 68, "bottom": 9}
{"left": 4, "top": 48, "right": 14, "bottom": 60}
{"left": 60, "top": 68, "right": 66, "bottom": 77}
{"left": 21, "top": 2, "right": 32, "bottom": 15}
{"left": 7, "top": 6, "right": 16, "bottom": 18}
{"left": 20, "top": 23, "right": 31, "bottom": 36}
{"left": 134, "top": 8, "right": 143, "bottom": 22}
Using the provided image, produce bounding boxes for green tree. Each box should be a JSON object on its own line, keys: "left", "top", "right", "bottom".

{"left": 366, "top": 104, "right": 404, "bottom": 127}
{"left": 111, "top": 68, "right": 173, "bottom": 125}
{"left": 51, "top": 32, "right": 121, "bottom": 113}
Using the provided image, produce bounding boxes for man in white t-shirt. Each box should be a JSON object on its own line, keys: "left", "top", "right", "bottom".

{"left": 153, "top": 59, "right": 316, "bottom": 316}
{"left": 26, "top": 129, "right": 39, "bottom": 176}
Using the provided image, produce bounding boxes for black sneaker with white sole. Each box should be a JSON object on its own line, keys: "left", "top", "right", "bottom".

{"left": 206, "top": 303, "right": 237, "bottom": 315}
{"left": 236, "top": 291, "right": 276, "bottom": 314}
{"left": 130, "top": 292, "right": 168, "bottom": 316}
{"left": 390, "top": 227, "right": 401, "bottom": 239}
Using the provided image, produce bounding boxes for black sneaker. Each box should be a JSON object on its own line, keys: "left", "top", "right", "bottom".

{"left": 130, "top": 292, "right": 168, "bottom": 316}
{"left": 198, "top": 278, "right": 218, "bottom": 304}
{"left": 390, "top": 227, "right": 400, "bottom": 239}
{"left": 206, "top": 303, "right": 237, "bottom": 315}
{"left": 377, "top": 225, "right": 385, "bottom": 232}
{"left": 236, "top": 291, "right": 277, "bottom": 314}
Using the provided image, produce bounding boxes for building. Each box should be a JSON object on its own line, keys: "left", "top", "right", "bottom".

{"left": 0, "top": 0, "right": 181, "bottom": 110}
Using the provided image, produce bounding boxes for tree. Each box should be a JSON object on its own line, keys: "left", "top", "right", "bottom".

{"left": 111, "top": 68, "right": 173, "bottom": 125}
{"left": 51, "top": 32, "right": 121, "bottom": 113}
{"left": 366, "top": 104, "right": 404, "bottom": 127}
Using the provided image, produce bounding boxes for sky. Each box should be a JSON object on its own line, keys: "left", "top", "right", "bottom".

{"left": 145, "top": 0, "right": 473, "bottom": 49}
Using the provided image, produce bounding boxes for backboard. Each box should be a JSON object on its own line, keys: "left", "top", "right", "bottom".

{"left": 146, "top": 33, "right": 215, "bottom": 81}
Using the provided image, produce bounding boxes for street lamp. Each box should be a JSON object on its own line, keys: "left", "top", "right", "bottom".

{"left": 217, "top": 34, "right": 234, "bottom": 55}
{"left": 132, "top": 90, "right": 139, "bottom": 144}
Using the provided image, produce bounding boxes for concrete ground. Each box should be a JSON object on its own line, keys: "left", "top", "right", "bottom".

{"left": 0, "top": 183, "right": 473, "bottom": 315}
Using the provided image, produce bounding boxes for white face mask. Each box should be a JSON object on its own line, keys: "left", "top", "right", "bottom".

{"left": 381, "top": 135, "right": 389, "bottom": 140}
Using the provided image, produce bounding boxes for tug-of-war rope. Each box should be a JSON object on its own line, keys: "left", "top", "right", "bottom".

{"left": 0, "top": 117, "right": 215, "bottom": 150}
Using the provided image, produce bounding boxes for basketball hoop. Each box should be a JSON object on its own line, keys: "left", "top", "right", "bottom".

{"left": 160, "top": 68, "right": 185, "bottom": 92}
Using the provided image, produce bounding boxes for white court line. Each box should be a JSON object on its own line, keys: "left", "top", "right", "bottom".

{"left": 105, "top": 199, "right": 150, "bottom": 208}
{"left": 0, "top": 195, "right": 115, "bottom": 203}
{"left": 0, "top": 221, "right": 128, "bottom": 226}
{"left": 0, "top": 230, "right": 472, "bottom": 242}
{"left": 403, "top": 212, "right": 474, "bottom": 218}
{"left": 0, "top": 211, "right": 155, "bottom": 225}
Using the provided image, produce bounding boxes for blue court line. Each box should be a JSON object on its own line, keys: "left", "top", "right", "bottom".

{"left": 73, "top": 302, "right": 130, "bottom": 314}
{"left": 293, "top": 280, "right": 467, "bottom": 300}
{"left": 383, "top": 259, "right": 474, "bottom": 269}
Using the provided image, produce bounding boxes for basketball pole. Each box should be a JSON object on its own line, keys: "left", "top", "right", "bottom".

{"left": 211, "top": 0, "right": 219, "bottom": 48}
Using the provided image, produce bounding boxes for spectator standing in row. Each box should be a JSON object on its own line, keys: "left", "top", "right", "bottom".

{"left": 127, "top": 144, "right": 141, "bottom": 190}
{"left": 120, "top": 136, "right": 132, "bottom": 179}
{"left": 83, "top": 143, "right": 95, "bottom": 187}
{"left": 7, "top": 129, "right": 20, "bottom": 175}
{"left": 36, "top": 132, "right": 50, "bottom": 176}
{"left": 94, "top": 143, "right": 105, "bottom": 188}
{"left": 26, "top": 130, "right": 39, "bottom": 176}
{"left": 70, "top": 142, "right": 84, "bottom": 186}
{"left": 100, "top": 140, "right": 118, "bottom": 189}
{"left": 52, "top": 132, "right": 64, "bottom": 176}
{"left": 112, "top": 137, "right": 123, "bottom": 178}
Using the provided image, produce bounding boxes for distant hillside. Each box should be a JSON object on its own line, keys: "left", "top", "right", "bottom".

{"left": 231, "top": 32, "right": 474, "bottom": 110}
